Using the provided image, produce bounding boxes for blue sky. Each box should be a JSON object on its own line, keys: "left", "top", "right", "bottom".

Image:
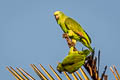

{"left": 0, "top": 0, "right": 120, "bottom": 79}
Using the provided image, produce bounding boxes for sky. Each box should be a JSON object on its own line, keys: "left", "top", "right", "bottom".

{"left": 0, "top": 0, "right": 120, "bottom": 79}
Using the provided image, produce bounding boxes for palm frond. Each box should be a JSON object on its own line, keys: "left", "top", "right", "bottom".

{"left": 6, "top": 50, "right": 111, "bottom": 80}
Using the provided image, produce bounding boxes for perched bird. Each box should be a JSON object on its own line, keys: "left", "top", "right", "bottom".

{"left": 54, "top": 11, "right": 93, "bottom": 52}
{"left": 57, "top": 47, "right": 90, "bottom": 73}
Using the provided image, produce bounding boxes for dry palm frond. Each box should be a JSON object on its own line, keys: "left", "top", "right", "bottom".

{"left": 113, "top": 65, "right": 120, "bottom": 79}
{"left": 110, "top": 65, "right": 120, "bottom": 80}
{"left": 76, "top": 71, "right": 83, "bottom": 80}
{"left": 84, "top": 49, "right": 108, "bottom": 80}
{"left": 7, "top": 64, "right": 88, "bottom": 80}
{"left": 6, "top": 50, "right": 110, "bottom": 80}
{"left": 6, "top": 66, "right": 35, "bottom": 80}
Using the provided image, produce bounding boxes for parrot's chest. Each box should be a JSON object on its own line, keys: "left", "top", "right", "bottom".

{"left": 59, "top": 23, "right": 68, "bottom": 33}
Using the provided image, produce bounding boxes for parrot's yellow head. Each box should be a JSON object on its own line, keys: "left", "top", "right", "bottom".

{"left": 57, "top": 63, "right": 63, "bottom": 73}
{"left": 54, "top": 11, "right": 65, "bottom": 21}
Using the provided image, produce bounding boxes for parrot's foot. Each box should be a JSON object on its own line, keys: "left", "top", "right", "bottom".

{"left": 73, "top": 47, "right": 77, "bottom": 51}
{"left": 68, "top": 41, "right": 77, "bottom": 51}
{"left": 62, "top": 33, "right": 69, "bottom": 38}
{"left": 62, "top": 33, "right": 77, "bottom": 51}
{"left": 71, "top": 42, "right": 77, "bottom": 51}
{"left": 67, "top": 40, "right": 74, "bottom": 47}
{"left": 71, "top": 42, "right": 75, "bottom": 47}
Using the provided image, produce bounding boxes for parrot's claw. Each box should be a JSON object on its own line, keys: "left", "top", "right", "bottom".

{"left": 68, "top": 40, "right": 74, "bottom": 47}
{"left": 63, "top": 33, "right": 77, "bottom": 51}
{"left": 71, "top": 42, "right": 75, "bottom": 47}
{"left": 63, "top": 33, "right": 69, "bottom": 38}
{"left": 68, "top": 40, "right": 72, "bottom": 45}
{"left": 71, "top": 42, "right": 77, "bottom": 51}
{"left": 68, "top": 41, "right": 77, "bottom": 51}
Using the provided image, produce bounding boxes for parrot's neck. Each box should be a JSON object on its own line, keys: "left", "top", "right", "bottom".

{"left": 58, "top": 15, "right": 68, "bottom": 25}
{"left": 57, "top": 14, "right": 68, "bottom": 33}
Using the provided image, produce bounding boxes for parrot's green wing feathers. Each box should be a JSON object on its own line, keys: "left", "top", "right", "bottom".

{"left": 62, "top": 53, "right": 84, "bottom": 66}
{"left": 65, "top": 18, "right": 91, "bottom": 44}
{"left": 65, "top": 18, "right": 83, "bottom": 32}
{"left": 84, "top": 30, "right": 91, "bottom": 43}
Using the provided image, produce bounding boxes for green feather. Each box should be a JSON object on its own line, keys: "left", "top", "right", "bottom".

{"left": 54, "top": 11, "right": 93, "bottom": 52}
{"left": 57, "top": 47, "right": 90, "bottom": 73}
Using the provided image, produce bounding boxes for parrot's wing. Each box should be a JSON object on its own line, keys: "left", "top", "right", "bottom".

{"left": 65, "top": 17, "right": 91, "bottom": 44}
{"left": 62, "top": 54, "right": 84, "bottom": 66}
{"left": 78, "top": 49, "right": 90, "bottom": 57}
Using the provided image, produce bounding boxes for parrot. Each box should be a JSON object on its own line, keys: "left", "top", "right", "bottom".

{"left": 57, "top": 47, "right": 90, "bottom": 73}
{"left": 54, "top": 11, "right": 93, "bottom": 52}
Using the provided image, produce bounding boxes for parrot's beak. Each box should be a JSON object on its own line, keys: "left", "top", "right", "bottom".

{"left": 54, "top": 15, "right": 59, "bottom": 20}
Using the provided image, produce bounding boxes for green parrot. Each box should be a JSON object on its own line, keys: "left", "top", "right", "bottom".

{"left": 54, "top": 11, "right": 93, "bottom": 52}
{"left": 57, "top": 47, "right": 90, "bottom": 73}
